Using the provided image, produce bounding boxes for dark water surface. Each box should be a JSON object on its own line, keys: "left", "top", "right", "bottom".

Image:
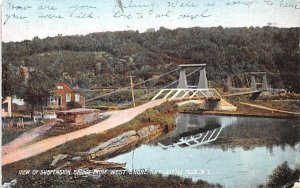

{"left": 109, "top": 114, "right": 300, "bottom": 187}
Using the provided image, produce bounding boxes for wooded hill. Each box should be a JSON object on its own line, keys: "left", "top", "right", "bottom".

{"left": 2, "top": 26, "right": 299, "bottom": 93}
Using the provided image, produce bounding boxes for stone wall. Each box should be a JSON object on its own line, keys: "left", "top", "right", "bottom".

{"left": 56, "top": 108, "right": 101, "bottom": 126}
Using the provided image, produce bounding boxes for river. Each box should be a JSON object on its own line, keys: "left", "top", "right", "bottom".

{"left": 109, "top": 114, "right": 300, "bottom": 187}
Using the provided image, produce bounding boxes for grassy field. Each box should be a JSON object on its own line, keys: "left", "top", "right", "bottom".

{"left": 250, "top": 100, "right": 300, "bottom": 112}
{"left": 14, "top": 172, "right": 221, "bottom": 188}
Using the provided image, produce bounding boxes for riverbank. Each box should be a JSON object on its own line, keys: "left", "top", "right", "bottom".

{"left": 2, "top": 102, "right": 177, "bottom": 182}
{"left": 5, "top": 171, "right": 221, "bottom": 188}
{"left": 2, "top": 99, "right": 299, "bottom": 185}
{"left": 180, "top": 100, "right": 300, "bottom": 118}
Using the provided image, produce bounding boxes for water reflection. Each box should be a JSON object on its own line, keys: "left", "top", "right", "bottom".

{"left": 159, "top": 114, "right": 300, "bottom": 148}
{"left": 109, "top": 115, "right": 300, "bottom": 187}
{"left": 175, "top": 114, "right": 237, "bottom": 134}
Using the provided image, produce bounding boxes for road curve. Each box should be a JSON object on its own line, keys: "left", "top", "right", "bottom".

{"left": 2, "top": 99, "right": 166, "bottom": 166}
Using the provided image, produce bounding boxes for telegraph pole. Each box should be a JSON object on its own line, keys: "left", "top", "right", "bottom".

{"left": 130, "top": 76, "right": 136, "bottom": 107}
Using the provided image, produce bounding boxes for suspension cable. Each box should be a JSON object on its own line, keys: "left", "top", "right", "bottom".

{"left": 86, "top": 67, "right": 180, "bottom": 102}
{"left": 86, "top": 66, "right": 202, "bottom": 103}
{"left": 86, "top": 87, "right": 130, "bottom": 102}
{"left": 132, "top": 67, "right": 202, "bottom": 102}
{"left": 133, "top": 67, "right": 180, "bottom": 87}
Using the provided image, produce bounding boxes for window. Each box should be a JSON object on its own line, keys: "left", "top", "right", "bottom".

{"left": 2, "top": 103, "right": 8, "bottom": 112}
{"left": 75, "top": 94, "right": 80, "bottom": 102}
{"left": 66, "top": 93, "right": 71, "bottom": 103}
{"left": 50, "top": 96, "right": 56, "bottom": 104}
{"left": 57, "top": 85, "right": 63, "bottom": 90}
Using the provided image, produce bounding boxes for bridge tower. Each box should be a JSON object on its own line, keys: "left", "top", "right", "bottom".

{"left": 177, "top": 68, "right": 188, "bottom": 88}
{"left": 198, "top": 67, "right": 208, "bottom": 89}
{"left": 226, "top": 75, "right": 232, "bottom": 89}
{"left": 250, "top": 72, "right": 268, "bottom": 91}
{"left": 250, "top": 75, "right": 257, "bottom": 91}
{"left": 177, "top": 64, "right": 207, "bottom": 89}
{"left": 262, "top": 73, "right": 268, "bottom": 91}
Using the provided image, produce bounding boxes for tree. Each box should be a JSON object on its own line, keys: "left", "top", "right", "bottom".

{"left": 2, "top": 63, "right": 24, "bottom": 99}
{"left": 24, "top": 70, "right": 55, "bottom": 119}
{"left": 267, "top": 161, "right": 294, "bottom": 187}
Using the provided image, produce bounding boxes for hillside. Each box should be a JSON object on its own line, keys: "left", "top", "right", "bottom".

{"left": 2, "top": 26, "right": 299, "bottom": 92}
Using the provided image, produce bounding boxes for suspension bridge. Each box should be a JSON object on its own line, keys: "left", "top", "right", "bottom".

{"left": 85, "top": 64, "right": 269, "bottom": 107}
{"left": 223, "top": 72, "right": 270, "bottom": 99}
{"left": 2, "top": 64, "right": 270, "bottom": 165}
{"left": 86, "top": 64, "right": 224, "bottom": 107}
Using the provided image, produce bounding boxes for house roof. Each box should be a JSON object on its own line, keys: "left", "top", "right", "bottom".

{"left": 56, "top": 81, "right": 74, "bottom": 92}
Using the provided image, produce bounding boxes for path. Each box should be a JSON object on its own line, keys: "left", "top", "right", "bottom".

{"left": 2, "top": 99, "right": 166, "bottom": 166}
{"left": 239, "top": 102, "right": 300, "bottom": 115}
{"left": 2, "top": 120, "right": 56, "bottom": 155}
{"left": 222, "top": 90, "right": 261, "bottom": 97}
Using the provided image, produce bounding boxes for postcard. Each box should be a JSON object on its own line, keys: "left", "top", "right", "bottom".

{"left": 1, "top": 0, "right": 300, "bottom": 187}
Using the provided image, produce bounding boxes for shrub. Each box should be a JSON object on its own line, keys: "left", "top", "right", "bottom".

{"left": 67, "top": 101, "right": 82, "bottom": 109}
{"left": 267, "top": 161, "right": 293, "bottom": 187}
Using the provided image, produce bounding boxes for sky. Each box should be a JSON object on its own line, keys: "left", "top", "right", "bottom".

{"left": 1, "top": 0, "right": 300, "bottom": 42}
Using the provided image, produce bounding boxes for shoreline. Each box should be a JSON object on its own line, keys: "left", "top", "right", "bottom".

{"left": 180, "top": 110, "right": 300, "bottom": 119}
{"left": 179, "top": 99, "right": 300, "bottom": 119}
{"left": 2, "top": 101, "right": 299, "bottom": 183}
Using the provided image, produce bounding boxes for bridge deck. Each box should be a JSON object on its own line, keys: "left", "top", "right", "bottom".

{"left": 152, "top": 88, "right": 222, "bottom": 101}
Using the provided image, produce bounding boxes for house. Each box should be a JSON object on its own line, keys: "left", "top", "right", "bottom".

{"left": 1, "top": 96, "right": 12, "bottom": 118}
{"left": 47, "top": 82, "right": 85, "bottom": 109}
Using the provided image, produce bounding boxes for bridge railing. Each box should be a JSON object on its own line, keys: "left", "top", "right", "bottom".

{"left": 151, "top": 88, "right": 222, "bottom": 101}
{"left": 158, "top": 127, "right": 223, "bottom": 149}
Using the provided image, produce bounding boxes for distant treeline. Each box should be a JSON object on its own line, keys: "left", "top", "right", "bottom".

{"left": 2, "top": 26, "right": 299, "bottom": 92}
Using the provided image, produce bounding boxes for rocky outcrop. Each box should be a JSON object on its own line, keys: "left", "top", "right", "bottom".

{"left": 88, "top": 130, "right": 137, "bottom": 154}
{"left": 88, "top": 125, "right": 163, "bottom": 159}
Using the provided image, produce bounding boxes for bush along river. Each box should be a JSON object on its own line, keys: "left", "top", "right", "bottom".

{"left": 109, "top": 114, "right": 300, "bottom": 187}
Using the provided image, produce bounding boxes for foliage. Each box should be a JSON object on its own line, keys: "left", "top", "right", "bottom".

{"left": 267, "top": 161, "right": 299, "bottom": 187}
{"left": 2, "top": 27, "right": 299, "bottom": 94}
{"left": 2, "top": 63, "right": 25, "bottom": 98}
{"left": 138, "top": 102, "right": 177, "bottom": 126}
{"left": 23, "top": 70, "right": 55, "bottom": 118}
{"left": 14, "top": 172, "right": 220, "bottom": 188}
{"left": 66, "top": 101, "right": 82, "bottom": 109}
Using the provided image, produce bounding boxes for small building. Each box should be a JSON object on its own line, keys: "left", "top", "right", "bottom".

{"left": 47, "top": 82, "right": 85, "bottom": 110}
{"left": 1, "top": 96, "right": 12, "bottom": 118}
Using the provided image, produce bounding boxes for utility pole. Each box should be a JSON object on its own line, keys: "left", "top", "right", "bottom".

{"left": 130, "top": 76, "right": 136, "bottom": 107}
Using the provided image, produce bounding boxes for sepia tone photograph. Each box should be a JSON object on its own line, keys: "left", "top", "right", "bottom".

{"left": 1, "top": 0, "right": 300, "bottom": 187}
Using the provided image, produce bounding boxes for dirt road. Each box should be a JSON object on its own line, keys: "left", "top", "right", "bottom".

{"left": 239, "top": 102, "right": 300, "bottom": 115}
{"left": 2, "top": 120, "right": 56, "bottom": 155}
{"left": 2, "top": 99, "right": 166, "bottom": 166}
